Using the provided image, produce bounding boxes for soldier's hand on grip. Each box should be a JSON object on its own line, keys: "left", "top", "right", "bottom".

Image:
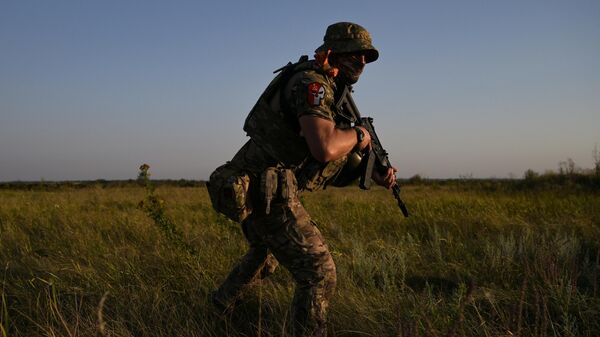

{"left": 372, "top": 166, "right": 397, "bottom": 189}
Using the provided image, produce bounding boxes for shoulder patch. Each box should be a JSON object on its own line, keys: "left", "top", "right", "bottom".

{"left": 307, "top": 82, "right": 325, "bottom": 106}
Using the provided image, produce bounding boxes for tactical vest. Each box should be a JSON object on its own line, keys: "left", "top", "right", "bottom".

{"left": 243, "top": 57, "right": 348, "bottom": 191}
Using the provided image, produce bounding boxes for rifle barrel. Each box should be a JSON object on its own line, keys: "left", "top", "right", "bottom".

{"left": 393, "top": 185, "right": 409, "bottom": 217}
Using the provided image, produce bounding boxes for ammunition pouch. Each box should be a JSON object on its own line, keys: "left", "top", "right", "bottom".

{"left": 259, "top": 167, "right": 298, "bottom": 214}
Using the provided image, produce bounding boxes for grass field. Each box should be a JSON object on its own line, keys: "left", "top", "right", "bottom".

{"left": 1, "top": 182, "right": 599, "bottom": 336}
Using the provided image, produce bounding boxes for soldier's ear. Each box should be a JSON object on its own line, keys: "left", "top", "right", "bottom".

{"left": 327, "top": 52, "right": 338, "bottom": 64}
{"left": 315, "top": 49, "right": 332, "bottom": 67}
{"left": 315, "top": 50, "right": 339, "bottom": 77}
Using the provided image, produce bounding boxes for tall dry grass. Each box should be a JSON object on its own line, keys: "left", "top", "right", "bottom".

{"left": 1, "top": 183, "right": 599, "bottom": 336}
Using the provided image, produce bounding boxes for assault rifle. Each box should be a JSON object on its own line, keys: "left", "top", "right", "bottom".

{"left": 335, "top": 85, "right": 409, "bottom": 217}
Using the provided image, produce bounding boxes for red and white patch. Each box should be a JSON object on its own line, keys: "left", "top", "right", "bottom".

{"left": 307, "top": 82, "right": 325, "bottom": 106}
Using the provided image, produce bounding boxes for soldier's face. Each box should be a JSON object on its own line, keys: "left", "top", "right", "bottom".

{"left": 331, "top": 53, "right": 366, "bottom": 85}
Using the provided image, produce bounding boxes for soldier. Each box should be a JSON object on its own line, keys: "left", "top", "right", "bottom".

{"left": 207, "top": 22, "right": 397, "bottom": 337}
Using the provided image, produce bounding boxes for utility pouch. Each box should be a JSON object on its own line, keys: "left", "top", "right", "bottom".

{"left": 207, "top": 162, "right": 252, "bottom": 222}
{"left": 278, "top": 169, "right": 297, "bottom": 204}
{"left": 259, "top": 167, "right": 298, "bottom": 214}
{"left": 260, "top": 168, "right": 279, "bottom": 214}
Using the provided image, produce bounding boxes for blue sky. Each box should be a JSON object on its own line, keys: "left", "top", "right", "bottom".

{"left": 1, "top": 1, "right": 599, "bottom": 180}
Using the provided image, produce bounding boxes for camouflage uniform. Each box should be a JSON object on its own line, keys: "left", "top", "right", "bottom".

{"left": 208, "top": 22, "right": 378, "bottom": 337}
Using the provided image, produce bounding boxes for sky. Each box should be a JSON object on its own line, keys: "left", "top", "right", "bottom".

{"left": 1, "top": 0, "right": 599, "bottom": 181}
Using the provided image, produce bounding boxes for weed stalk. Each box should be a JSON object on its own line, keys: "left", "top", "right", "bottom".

{"left": 137, "top": 164, "right": 198, "bottom": 257}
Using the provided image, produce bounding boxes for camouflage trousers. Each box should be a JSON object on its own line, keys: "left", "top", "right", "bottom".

{"left": 213, "top": 196, "right": 336, "bottom": 337}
